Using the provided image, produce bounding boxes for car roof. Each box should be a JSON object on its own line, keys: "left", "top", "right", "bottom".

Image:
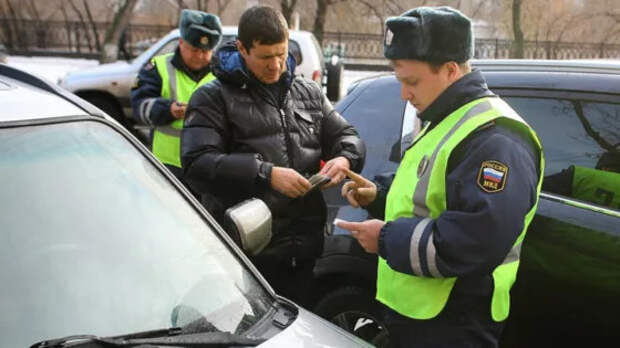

{"left": 349, "top": 59, "right": 620, "bottom": 96}
{"left": 0, "top": 64, "right": 107, "bottom": 123}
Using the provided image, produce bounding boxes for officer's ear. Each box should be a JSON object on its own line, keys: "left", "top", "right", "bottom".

{"left": 445, "top": 61, "right": 464, "bottom": 82}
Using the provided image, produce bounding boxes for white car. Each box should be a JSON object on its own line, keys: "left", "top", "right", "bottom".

{"left": 59, "top": 26, "right": 325, "bottom": 135}
{"left": 0, "top": 63, "right": 371, "bottom": 348}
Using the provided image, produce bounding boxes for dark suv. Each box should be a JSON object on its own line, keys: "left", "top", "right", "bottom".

{"left": 313, "top": 59, "right": 620, "bottom": 347}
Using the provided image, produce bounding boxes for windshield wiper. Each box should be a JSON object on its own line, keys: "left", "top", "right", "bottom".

{"left": 31, "top": 330, "right": 266, "bottom": 348}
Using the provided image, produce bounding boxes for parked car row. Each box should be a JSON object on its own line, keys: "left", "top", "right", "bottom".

{"left": 314, "top": 59, "right": 620, "bottom": 347}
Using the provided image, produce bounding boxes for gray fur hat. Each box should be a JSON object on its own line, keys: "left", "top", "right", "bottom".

{"left": 383, "top": 6, "right": 474, "bottom": 63}
{"left": 179, "top": 9, "right": 222, "bottom": 50}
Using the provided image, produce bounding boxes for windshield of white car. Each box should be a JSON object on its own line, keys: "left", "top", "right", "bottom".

{"left": 0, "top": 120, "right": 272, "bottom": 347}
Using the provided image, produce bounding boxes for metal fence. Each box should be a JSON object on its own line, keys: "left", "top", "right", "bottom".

{"left": 322, "top": 32, "right": 620, "bottom": 69}
{"left": 3, "top": 18, "right": 620, "bottom": 67}
{"left": 0, "top": 18, "right": 174, "bottom": 58}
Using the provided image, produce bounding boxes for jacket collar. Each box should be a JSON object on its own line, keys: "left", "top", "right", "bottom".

{"left": 211, "top": 41, "right": 296, "bottom": 89}
{"left": 171, "top": 48, "right": 211, "bottom": 82}
{"left": 418, "top": 69, "right": 495, "bottom": 129}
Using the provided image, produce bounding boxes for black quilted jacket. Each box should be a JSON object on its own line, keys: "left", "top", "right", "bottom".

{"left": 181, "top": 42, "right": 365, "bottom": 260}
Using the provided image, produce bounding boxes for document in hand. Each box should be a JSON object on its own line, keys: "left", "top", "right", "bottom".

{"left": 306, "top": 173, "right": 331, "bottom": 195}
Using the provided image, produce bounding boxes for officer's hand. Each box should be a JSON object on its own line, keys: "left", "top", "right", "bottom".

{"left": 170, "top": 101, "right": 187, "bottom": 119}
{"left": 271, "top": 166, "right": 312, "bottom": 198}
{"left": 335, "top": 218, "right": 384, "bottom": 254}
{"left": 318, "top": 156, "right": 350, "bottom": 188}
{"left": 341, "top": 168, "right": 377, "bottom": 208}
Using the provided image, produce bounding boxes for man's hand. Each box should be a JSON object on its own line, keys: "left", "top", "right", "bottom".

{"left": 271, "top": 166, "right": 312, "bottom": 198}
{"left": 335, "top": 219, "right": 385, "bottom": 254}
{"left": 170, "top": 101, "right": 187, "bottom": 119}
{"left": 341, "top": 168, "right": 377, "bottom": 208}
{"left": 318, "top": 156, "right": 350, "bottom": 188}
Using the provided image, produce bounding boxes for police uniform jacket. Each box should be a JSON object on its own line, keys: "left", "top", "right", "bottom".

{"left": 130, "top": 48, "right": 211, "bottom": 128}
{"left": 368, "top": 70, "right": 541, "bottom": 303}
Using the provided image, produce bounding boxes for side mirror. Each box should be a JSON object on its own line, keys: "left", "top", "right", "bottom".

{"left": 225, "top": 198, "right": 272, "bottom": 256}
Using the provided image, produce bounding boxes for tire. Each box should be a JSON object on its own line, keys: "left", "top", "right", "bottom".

{"left": 314, "top": 286, "right": 389, "bottom": 347}
{"left": 83, "top": 94, "right": 148, "bottom": 145}
{"left": 83, "top": 94, "right": 127, "bottom": 127}
{"left": 326, "top": 57, "right": 343, "bottom": 102}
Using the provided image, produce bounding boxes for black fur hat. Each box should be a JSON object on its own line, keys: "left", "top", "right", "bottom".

{"left": 179, "top": 9, "right": 222, "bottom": 50}
{"left": 383, "top": 6, "right": 474, "bottom": 63}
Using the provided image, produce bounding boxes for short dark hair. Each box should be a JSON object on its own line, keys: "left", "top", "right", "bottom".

{"left": 238, "top": 5, "right": 288, "bottom": 52}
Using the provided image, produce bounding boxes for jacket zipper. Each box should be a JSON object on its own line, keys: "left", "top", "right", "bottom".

{"left": 278, "top": 101, "right": 299, "bottom": 268}
{"left": 279, "top": 106, "right": 295, "bottom": 169}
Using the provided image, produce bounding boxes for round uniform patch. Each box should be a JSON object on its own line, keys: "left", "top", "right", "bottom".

{"left": 477, "top": 160, "right": 509, "bottom": 193}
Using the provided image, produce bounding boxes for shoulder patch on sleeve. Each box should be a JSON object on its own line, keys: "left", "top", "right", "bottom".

{"left": 144, "top": 62, "right": 154, "bottom": 71}
{"left": 477, "top": 160, "right": 509, "bottom": 193}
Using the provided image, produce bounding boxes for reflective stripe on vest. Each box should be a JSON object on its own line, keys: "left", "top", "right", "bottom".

{"left": 572, "top": 165, "right": 620, "bottom": 208}
{"left": 151, "top": 53, "right": 215, "bottom": 167}
{"left": 377, "top": 97, "right": 544, "bottom": 321}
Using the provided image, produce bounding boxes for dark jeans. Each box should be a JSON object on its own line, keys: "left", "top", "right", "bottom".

{"left": 252, "top": 256, "right": 316, "bottom": 309}
{"left": 383, "top": 294, "right": 505, "bottom": 348}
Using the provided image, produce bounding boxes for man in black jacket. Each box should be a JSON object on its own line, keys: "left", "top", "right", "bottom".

{"left": 181, "top": 5, "right": 365, "bottom": 306}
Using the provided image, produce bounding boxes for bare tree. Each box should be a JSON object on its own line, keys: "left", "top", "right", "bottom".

{"left": 212, "top": 0, "right": 230, "bottom": 17}
{"left": 511, "top": 0, "right": 524, "bottom": 58}
{"left": 281, "top": 0, "right": 298, "bottom": 25}
{"left": 3, "top": 0, "right": 25, "bottom": 51}
{"left": 100, "top": 0, "right": 138, "bottom": 63}
{"left": 354, "top": 0, "right": 405, "bottom": 33}
{"left": 68, "top": 0, "right": 93, "bottom": 51}
{"left": 314, "top": 0, "right": 348, "bottom": 45}
{"left": 0, "top": 0, "right": 15, "bottom": 50}
{"left": 83, "top": 0, "right": 101, "bottom": 52}
{"left": 59, "top": 2, "right": 75, "bottom": 52}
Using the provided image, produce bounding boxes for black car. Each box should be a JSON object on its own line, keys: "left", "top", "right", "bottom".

{"left": 313, "top": 59, "right": 620, "bottom": 347}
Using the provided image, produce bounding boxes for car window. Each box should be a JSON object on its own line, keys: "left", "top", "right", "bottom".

{"left": 310, "top": 34, "right": 324, "bottom": 69}
{"left": 505, "top": 97, "right": 620, "bottom": 211}
{"left": 338, "top": 77, "right": 405, "bottom": 176}
{"left": 0, "top": 121, "right": 271, "bottom": 347}
{"left": 152, "top": 38, "right": 179, "bottom": 57}
{"left": 507, "top": 195, "right": 620, "bottom": 342}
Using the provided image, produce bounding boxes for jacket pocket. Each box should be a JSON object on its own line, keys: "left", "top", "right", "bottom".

{"left": 293, "top": 109, "right": 321, "bottom": 148}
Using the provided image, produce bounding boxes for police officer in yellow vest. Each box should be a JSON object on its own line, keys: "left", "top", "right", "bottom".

{"left": 131, "top": 9, "right": 221, "bottom": 179}
{"left": 336, "top": 7, "right": 544, "bottom": 347}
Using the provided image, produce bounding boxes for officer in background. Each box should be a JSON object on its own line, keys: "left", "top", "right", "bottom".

{"left": 131, "top": 9, "right": 221, "bottom": 180}
{"left": 336, "top": 7, "right": 544, "bottom": 347}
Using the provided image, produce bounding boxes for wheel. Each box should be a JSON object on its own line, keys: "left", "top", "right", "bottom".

{"left": 326, "top": 57, "right": 343, "bottom": 102}
{"left": 82, "top": 94, "right": 148, "bottom": 145}
{"left": 83, "top": 94, "right": 125, "bottom": 124}
{"left": 314, "top": 286, "right": 389, "bottom": 347}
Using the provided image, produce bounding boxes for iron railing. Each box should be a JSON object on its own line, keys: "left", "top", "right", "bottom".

{"left": 3, "top": 18, "right": 620, "bottom": 67}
